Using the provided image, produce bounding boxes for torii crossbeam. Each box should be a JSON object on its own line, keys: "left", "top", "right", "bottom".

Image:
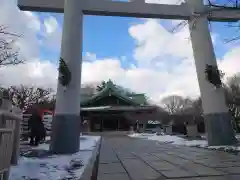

{"left": 19, "top": 0, "right": 240, "bottom": 21}
{"left": 18, "top": 0, "right": 240, "bottom": 154}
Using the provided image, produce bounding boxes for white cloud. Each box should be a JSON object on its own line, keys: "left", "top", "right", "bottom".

{"left": 83, "top": 52, "right": 97, "bottom": 62}
{"left": 0, "top": 1, "right": 54, "bottom": 89}
{"left": 0, "top": 60, "right": 58, "bottom": 90}
{"left": 0, "top": 0, "right": 40, "bottom": 61}
{"left": 23, "top": 11, "right": 41, "bottom": 32}
{"left": 81, "top": 53, "right": 200, "bottom": 103}
{"left": 44, "top": 16, "right": 59, "bottom": 34}
{"left": 129, "top": 19, "right": 193, "bottom": 68}
{"left": 42, "top": 16, "right": 62, "bottom": 52}
{"left": 219, "top": 47, "right": 240, "bottom": 79}
{"left": 127, "top": 19, "right": 239, "bottom": 102}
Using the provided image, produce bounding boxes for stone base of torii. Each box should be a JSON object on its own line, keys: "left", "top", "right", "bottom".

{"left": 18, "top": 0, "right": 239, "bottom": 154}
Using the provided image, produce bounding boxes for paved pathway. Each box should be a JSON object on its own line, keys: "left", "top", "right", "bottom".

{"left": 97, "top": 134, "right": 240, "bottom": 180}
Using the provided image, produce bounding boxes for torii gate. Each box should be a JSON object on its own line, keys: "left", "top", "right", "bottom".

{"left": 18, "top": 0, "right": 240, "bottom": 154}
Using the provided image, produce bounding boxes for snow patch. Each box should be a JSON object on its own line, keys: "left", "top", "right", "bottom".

{"left": 129, "top": 133, "right": 207, "bottom": 147}
{"left": 10, "top": 136, "right": 100, "bottom": 180}
{"left": 31, "top": 136, "right": 100, "bottom": 151}
{"left": 129, "top": 133, "right": 240, "bottom": 152}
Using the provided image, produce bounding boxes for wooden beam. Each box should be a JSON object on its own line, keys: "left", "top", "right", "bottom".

{"left": 0, "top": 128, "right": 13, "bottom": 133}
{"left": 18, "top": 0, "right": 240, "bottom": 21}
{"left": 17, "top": 0, "right": 191, "bottom": 19}
{"left": 82, "top": 0, "right": 191, "bottom": 20}
{"left": 18, "top": 0, "right": 64, "bottom": 13}
{"left": 208, "top": 8, "right": 240, "bottom": 22}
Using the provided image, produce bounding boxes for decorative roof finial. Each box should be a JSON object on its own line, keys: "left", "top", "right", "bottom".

{"left": 107, "top": 79, "right": 114, "bottom": 85}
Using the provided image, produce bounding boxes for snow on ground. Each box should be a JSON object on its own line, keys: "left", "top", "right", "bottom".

{"left": 129, "top": 133, "right": 240, "bottom": 152}
{"left": 32, "top": 136, "right": 100, "bottom": 151}
{"left": 129, "top": 133, "right": 208, "bottom": 147}
{"left": 45, "top": 136, "right": 51, "bottom": 141}
{"left": 207, "top": 145, "right": 240, "bottom": 151}
{"left": 10, "top": 136, "right": 100, "bottom": 180}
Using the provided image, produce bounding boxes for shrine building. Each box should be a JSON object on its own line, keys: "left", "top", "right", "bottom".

{"left": 80, "top": 80, "right": 162, "bottom": 132}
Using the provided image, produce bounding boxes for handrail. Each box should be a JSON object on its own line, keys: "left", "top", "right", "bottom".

{"left": 0, "top": 96, "right": 22, "bottom": 180}
{"left": 0, "top": 128, "right": 13, "bottom": 133}
{"left": 0, "top": 110, "right": 22, "bottom": 121}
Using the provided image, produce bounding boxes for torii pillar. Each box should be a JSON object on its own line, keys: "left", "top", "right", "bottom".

{"left": 50, "top": 0, "right": 83, "bottom": 154}
{"left": 187, "top": 0, "right": 237, "bottom": 145}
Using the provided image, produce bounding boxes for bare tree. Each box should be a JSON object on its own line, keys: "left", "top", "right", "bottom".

{"left": 36, "top": 94, "right": 56, "bottom": 111}
{"left": 181, "top": 97, "right": 203, "bottom": 118}
{"left": 190, "top": 98, "right": 203, "bottom": 116}
{"left": 208, "top": 0, "right": 240, "bottom": 43}
{"left": 224, "top": 74, "right": 240, "bottom": 131}
{"left": 207, "top": 0, "right": 239, "bottom": 9}
{"left": 0, "top": 25, "right": 23, "bottom": 66}
{"left": 161, "top": 95, "right": 192, "bottom": 114}
{"left": 8, "top": 85, "right": 54, "bottom": 110}
{"left": 172, "top": 0, "right": 240, "bottom": 43}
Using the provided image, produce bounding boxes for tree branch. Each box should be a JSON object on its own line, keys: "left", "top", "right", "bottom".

{"left": 170, "top": 0, "right": 240, "bottom": 43}
{"left": 0, "top": 25, "right": 24, "bottom": 67}
{"left": 207, "top": 0, "right": 239, "bottom": 9}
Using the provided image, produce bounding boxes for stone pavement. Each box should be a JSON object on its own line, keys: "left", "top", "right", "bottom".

{"left": 97, "top": 135, "right": 240, "bottom": 180}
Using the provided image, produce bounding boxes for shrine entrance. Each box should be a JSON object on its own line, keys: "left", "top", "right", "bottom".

{"left": 90, "top": 117, "right": 128, "bottom": 132}
{"left": 19, "top": 0, "right": 240, "bottom": 154}
{"left": 103, "top": 118, "right": 118, "bottom": 131}
{"left": 88, "top": 112, "right": 134, "bottom": 132}
{"left": 90, "top": 118, "right": 118, "bottom": 132}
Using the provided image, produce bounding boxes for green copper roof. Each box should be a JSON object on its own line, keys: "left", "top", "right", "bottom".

{"left": 80, "top": 94, "right": 92, "bottom": 102}
{"left": 81, "top": 80, "right": 145, "bottom": 106}
{"left": 128, "top": 94, "right": 148, "bottom": 105}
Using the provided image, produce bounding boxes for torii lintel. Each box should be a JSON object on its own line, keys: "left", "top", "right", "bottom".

{"left": 18, "top": 0, "right": 240, "bottom": 21}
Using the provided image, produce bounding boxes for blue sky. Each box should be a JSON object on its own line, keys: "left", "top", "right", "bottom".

{"left": 38, "top": 13, "right": 141, "bottom": 68}
{"left": 37, "top": 12, "right": 238, "bottom": 68}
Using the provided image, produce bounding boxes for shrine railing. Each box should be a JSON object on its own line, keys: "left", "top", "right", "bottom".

{"left": 0, "top": 92, "right": 22, "bottom": 180}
